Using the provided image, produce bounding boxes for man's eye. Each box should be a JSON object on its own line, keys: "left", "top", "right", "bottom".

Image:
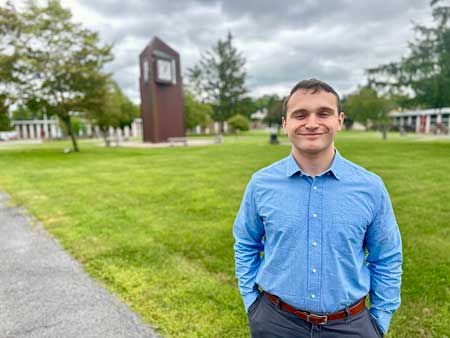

{"left": 294, "top": 114, "right": 305, "bottom": 119}
{"left": 319, "top": 112, "right": 330, "bottom": 117}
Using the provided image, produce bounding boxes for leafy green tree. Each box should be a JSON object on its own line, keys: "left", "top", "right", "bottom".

{"left": 188, "top": 32, "right": 247, "bottom": 131}
{"left": 184, "top": 90, "right": 212, "bottom": 130}
{"left": 87, "top": 79, "right": 138, "bottom": 147}
{"left": 86, "top": 77, "right": 119, "bottom": 147}
{"left": 254, "top": 95, "right": 270, "bottom": 111}
{"left": 263, "top": 95, "right": 284, "bottom": 129}
{"left": 343, "top": 86, "right": 395, "bottom": 139}
{"left": 186, "top": 65, "right": 205, "bottom": 102}
{"left": 234, "top": 97, "right": 258, "bottom": 119}
{"left": 12, "top": 107, "right": 34, "bottom": 120}
{"left": 0, "top": 114, "right": 9, "bottom": 131}
{"left": 367, "top": 0, "right": 450, "bottom": 109}
{"left": 0, "top": 94, "right": 10, "bottom": 131}
{"left": 227, "top": 114, "right": 250, "bottom": 132}
{"left": 0, "top": 1, "right": 21, "bottom": 113}
{"left": 0, "top": 0, "right": 113, "bottom": 152}
{"left": 118, "top": 95, "right": 140, "bottom": 129}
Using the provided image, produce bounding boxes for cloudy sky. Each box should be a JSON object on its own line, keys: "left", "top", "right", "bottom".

{"left": 8, "top": 0, "right": 435, "bottom": 103}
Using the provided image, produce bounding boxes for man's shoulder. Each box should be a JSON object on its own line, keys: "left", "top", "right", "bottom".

{"left": 339, "top": 155, "right": 384, "bottom": 187}
{"left": 251, "top": 156, "right": 289, "bottom": 181}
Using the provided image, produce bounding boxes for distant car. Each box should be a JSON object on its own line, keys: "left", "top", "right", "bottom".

{"left": 0, "top": 131, "right": 18, "bottom": 141}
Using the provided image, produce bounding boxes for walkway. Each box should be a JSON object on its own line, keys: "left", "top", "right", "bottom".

{"left": 0, "top": 191, "right": 160, "bottom": 338}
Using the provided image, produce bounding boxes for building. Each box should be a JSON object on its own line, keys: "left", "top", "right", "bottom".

{"left": 11, "top": 116, "right": 63, "bottom": 139}
{"left": 390, "top": 108, "right": 450, "bottom": 134}
{"left": 10, "top": 117, "right": 143, "bottom": 140}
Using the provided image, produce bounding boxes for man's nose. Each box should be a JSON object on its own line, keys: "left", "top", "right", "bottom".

{"left": 305, "top": 115, "right": 319, "bottom": 129}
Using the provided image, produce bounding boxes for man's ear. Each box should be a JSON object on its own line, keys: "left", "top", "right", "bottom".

{"left": 337, "top": 112, "right": 345, "bottom": 131}
{"left": 281, "top": 116, "right": 286, "bottom": 130}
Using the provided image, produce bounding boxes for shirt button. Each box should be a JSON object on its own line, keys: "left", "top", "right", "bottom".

{"left": 313, "top": 186, "right": 317, "bottom": 190}
{"left": 311, "top": 294, "right": 316, "bottom": 299}
{"left": 312, "top": 241, "right": 317, "bottom": 247}
{"left": 312, "top": 268, "right": 317, "bottom": 273}
{"left": 313, "top": 213, "right": 317, "bottom": 218}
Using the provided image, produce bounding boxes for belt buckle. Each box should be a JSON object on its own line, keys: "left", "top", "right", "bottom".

{"left": 307, "top": 313, "right": 328, "bottom": 325}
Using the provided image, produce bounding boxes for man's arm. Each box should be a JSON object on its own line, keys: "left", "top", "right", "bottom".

{"left": 233, "top": 178, "right": 265, "bottom": 311}
{"left": 365, "top": 179, "right": 403, "bottom": 335}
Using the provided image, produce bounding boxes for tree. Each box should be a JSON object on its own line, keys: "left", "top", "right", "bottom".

{"left": 0, "top": 0, "right": 113, "bottom": 152}
{"left": 188, "top": 32, "right": 247, "bottom": 131}
{"left": 234, "top": 97, "right": 258, "bottom": 119}
{"left": 118, "top": 94, "right": 140, "bottom": 129}
{"left": 262, "top": 95, "right": 284, "bottom": 129}
{"left": 186, "top": 64, "right": 205, "bottom": 102}
{"left": 0, "top": 1, "right": 21, "bottom": 114}
{"left": 184, "top": 90, "right": 212, "bottom": 130}
{"left": 343, "top": 86, "right": 395, "bottom": 139}
{"left": 87, "top": 79, "right": 138, "bottom": 147}
{"left": 0, "top": 93, "right": 10, "bottom": 131}
{"left": 367, "top": 0, "right": 450, "bottom": 109}
{"left": 86, "top": 77, "right": 119, "bottom": 147}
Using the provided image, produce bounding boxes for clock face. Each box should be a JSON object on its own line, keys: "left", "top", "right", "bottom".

{"left": 143, "top": 60, "right": 149, "bottom": 82}
{"left": 157, "top": 59, "right": 173, "bottom": 83}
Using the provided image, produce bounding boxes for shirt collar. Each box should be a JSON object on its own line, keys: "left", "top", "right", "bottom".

{"left": 327, "top": 149, "right": 344, "bottom": 180}
{"left": 285, "top": 149, "right": 344, "bottom": 180}
{"left": 285, "top": 152, "right": 303, "bottom": 177}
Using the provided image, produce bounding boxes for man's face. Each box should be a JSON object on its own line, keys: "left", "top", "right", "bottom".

{"left": 282, "top": 89, "right": 344, "bottom": 156}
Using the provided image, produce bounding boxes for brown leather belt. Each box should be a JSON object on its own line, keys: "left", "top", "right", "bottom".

{"left": 264, "top": 291, "right": 366, "bottom": 325}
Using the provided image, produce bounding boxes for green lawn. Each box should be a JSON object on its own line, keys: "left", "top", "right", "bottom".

{"left": 0, "top": 132, "right": 449, "bottom": 338}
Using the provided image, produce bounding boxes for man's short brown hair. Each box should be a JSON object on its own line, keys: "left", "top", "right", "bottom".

{"left": 283, "top": 79, "right": 342, "bottom": 116}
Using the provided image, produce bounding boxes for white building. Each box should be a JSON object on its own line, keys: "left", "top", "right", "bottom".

{"left": 389, "top": 108, "right": 450, "bottom": 134}
{"left": 11, "top": 116, "right": 62, "bottom": 139}
{"left": 10, "top": 117, "right": 144, "bottom": 140}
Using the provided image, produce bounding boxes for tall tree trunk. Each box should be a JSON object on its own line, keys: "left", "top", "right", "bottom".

{"left": 100, "top": 126, "right": 110, "bottom": 147}
{"left": 69, "top": 131, "right": 80, "bottom": 152}
{"left": 62, "top": 115, "right": 80, "bottom": 152}
{"left": 381, "top": 122, "right": 387, "bottom": 140}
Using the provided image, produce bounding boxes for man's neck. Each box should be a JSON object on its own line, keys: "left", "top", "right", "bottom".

{"left": 292, "top": 146, "right": 336, "bottom": 177}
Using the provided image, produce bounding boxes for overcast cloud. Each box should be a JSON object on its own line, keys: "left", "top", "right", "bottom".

{"left": 7, "top": 0, "right": 435, "bottom": 103}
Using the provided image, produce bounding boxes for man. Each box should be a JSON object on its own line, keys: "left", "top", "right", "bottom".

{"left": 233, "top": 79, "right": 402, "bottom": 338}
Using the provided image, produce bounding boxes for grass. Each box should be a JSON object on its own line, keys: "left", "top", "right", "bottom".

{"left": 0, "top": 131, "right": 449, "bottom": 338}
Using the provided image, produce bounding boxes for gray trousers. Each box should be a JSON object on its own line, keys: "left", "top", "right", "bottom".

{"left": 248, "top": 293, "right": 384, "bottom": 338}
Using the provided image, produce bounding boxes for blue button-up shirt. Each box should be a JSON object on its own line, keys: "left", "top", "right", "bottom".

{"left": 233, "top": 150, "right": 402, "bottom": 334}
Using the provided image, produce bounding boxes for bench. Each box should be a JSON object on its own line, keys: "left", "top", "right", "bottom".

{"left": 168, "top": 137, "right": 188, "bottom": 146}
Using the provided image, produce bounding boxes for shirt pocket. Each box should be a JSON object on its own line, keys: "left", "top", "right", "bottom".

{"left": 328, "top": 214, "right": 368, "bottom": 257}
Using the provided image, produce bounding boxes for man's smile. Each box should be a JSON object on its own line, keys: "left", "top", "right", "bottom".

{"left": 297, "top": 132, "right": 328, "bottom": 136}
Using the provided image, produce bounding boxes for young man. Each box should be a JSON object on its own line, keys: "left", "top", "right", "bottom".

{"left": 233, "top": 79, "right": 402, "bottom": 338}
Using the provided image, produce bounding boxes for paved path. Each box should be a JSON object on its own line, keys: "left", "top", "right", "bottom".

{"left": 0, "top": 192, "right": 161, "bottom": 338}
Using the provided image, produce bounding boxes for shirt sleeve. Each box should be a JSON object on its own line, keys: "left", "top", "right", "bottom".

{"left": 233, "top": 177, "right": 265, "bottom": 311}
{"left": 365, "top": 179, "right": 403, "bottom": 334}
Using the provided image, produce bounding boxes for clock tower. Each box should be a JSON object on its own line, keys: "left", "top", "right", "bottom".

{"left": 139, "top": 37, "right": 185, "bottom": 143}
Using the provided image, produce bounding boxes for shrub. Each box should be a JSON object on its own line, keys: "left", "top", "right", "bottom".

{"left": 227, "top": 114, "right": 249, "bottom": 131}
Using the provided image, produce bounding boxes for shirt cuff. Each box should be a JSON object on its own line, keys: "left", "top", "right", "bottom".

{"left": 243, "top": 291, "right": 260, "bottom": 312}
{"left": 369, "top": 308, "right": 393, "bottom": 335}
